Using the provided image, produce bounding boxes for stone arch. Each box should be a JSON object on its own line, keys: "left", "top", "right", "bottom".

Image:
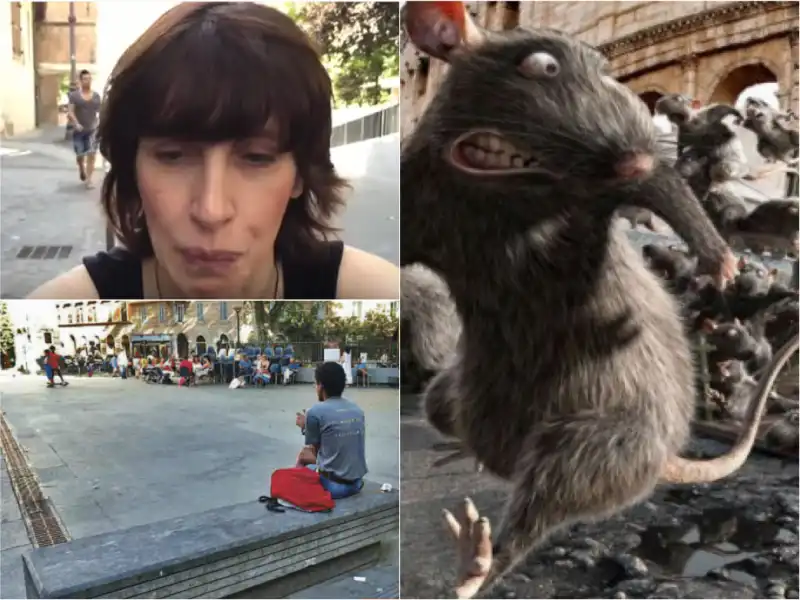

{"left": 218, "top": 334, "right": 230, "bottom": 350}
{"left": 176, "top": 333, "right": 189, "bottom": 358}
{"left": 196, "top": 335, "right": 207, "bottom": 356}
{"left": 121, "top": 335, "right": 131, "bottom": 357}
{"left": 706, "top": 60, "right": 780, "bottom": 106}
{"left": 638, "top": 91, "right": 664, "bottom": 115}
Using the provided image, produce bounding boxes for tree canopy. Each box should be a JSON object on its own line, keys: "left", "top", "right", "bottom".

{"left": 287, "top": 1, "right": 399, "bottom": 106}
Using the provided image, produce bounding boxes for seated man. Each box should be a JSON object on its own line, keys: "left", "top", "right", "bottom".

{"left": 282, "top": 356, "right": 301, "bottom": 385}
{"left": 295, "top": 362, "right": 367, "bottom": 499}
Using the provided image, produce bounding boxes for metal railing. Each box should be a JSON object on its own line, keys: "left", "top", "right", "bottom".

{"left": 330, "top": 103, "right": 399, "bottom": 148}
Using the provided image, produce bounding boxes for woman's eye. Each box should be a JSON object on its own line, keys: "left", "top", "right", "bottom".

{"left": 153, "top": 150, "right": 183, "bottom": 163}
{"left": 242, "top": 152, "right": 277, "bottom": 166}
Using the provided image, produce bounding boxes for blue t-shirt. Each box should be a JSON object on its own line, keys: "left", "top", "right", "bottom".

{"left": 304, "top": 397, "right": 367, "bottom": 481}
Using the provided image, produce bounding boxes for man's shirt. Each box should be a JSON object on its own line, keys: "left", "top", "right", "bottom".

{"left": 304, "top": 397, "right": 367, "bottom": 481}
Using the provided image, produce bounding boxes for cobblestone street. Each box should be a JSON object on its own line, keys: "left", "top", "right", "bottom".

{"left": 400, "top": 394, "right": 799, "bottom": 600}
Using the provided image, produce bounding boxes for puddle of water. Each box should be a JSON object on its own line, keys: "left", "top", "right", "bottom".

{"left": 634, "top": 505, "right": 793, "bottom": 585}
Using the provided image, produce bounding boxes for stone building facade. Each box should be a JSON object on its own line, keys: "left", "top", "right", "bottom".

{"left": 400, "top": 1, "right": 799, "bottom": 134}
{"left": 33, "top": 1, "right": 97, "bottom": 127}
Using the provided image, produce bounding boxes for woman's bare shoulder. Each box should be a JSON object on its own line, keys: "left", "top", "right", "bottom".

{"left": 26, "top": 265, "right": 100, "bottom": 300}
{"left": 336, "top": 245, "right": 399, "bottom": 300}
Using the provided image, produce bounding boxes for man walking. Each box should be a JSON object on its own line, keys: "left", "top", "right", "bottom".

{"left": 295, "top": 362, "right": 367, "bottom": 499}
{"left": 67, "top": 69, "right": 102, "bottom": 189}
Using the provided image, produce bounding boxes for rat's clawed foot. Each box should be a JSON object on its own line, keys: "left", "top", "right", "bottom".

{"left": 714, "top": 249, "right": 739, "bottom": 289}
{"left": 443, "top": 497, "right": 493, "bottom": 599}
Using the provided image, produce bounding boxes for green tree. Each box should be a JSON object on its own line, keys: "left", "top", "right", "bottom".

{"left": 361, "top": 308, "right": 398, "bottom": 341}
{"left": 0, "top": 302, "right": 13, "bottom": 362}
{"left": 244, "top": 301, "right": 289, "bottom": 342}
{"left": 277, "top": 302, "right": 326, "bottom": 341}
{"left": 288, "top": 1, "right": 399, "bottom": 106}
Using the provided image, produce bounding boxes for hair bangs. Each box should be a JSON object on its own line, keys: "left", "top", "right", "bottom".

{"left": 123, "top": 26, "right": 316, "bottom": 150}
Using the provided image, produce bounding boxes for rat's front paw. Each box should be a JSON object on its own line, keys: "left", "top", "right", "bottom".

{"left": 698, "top": 249, "right": 738, "bottom": 289}
{"left": 443, "top": 497, "right": 493, "bottom": 599}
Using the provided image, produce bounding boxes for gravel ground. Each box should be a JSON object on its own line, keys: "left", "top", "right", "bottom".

{"left": 401, "top": 394, "right": 799, "bottom": 600}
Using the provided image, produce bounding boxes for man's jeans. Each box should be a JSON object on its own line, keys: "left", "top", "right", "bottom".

{"left": 305, "top": 465, "right": 364, "bottom": 499}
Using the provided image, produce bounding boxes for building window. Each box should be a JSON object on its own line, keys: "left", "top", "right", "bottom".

{"left": 354, "top": 301, "right": 363, "bottom": 319}
{"left": 196, "top": 302, "right": 204, "bottom": 321}
{"left": 11, "top": 3, "right": 23, "bottom": 60}
{"left": 175, "top": 303, "right": 185, "bottom": 323}
{"left": 140, "top": 305, "right": 146, "bottom": 321}
{"left": 196, "top": 335, "right": 207, "bottom": 355}
{"left": 220, "top": 302, "right": 228, "bottom": 320}
{"left": 76, "top": 306, "right": 84, "bottom": 323}
{"left": 159, "top": 304, "right": 166, "bottom": 322}
{"left": 43, "top": 332, "right": 52, "bottom": 344}
{"left": 390, "top": 301, "right": 398, "bottom": 317}
{"left": 88, "top": 305, "right": 97, "bottom": 323}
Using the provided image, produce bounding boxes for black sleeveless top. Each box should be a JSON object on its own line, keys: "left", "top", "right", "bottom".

{"left": 82, "top": 241, "right": 344, "bottom": 299}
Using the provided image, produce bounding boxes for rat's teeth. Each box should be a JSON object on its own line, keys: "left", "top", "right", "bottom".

{"left": 511, "top": 155, "right": 524, "bottom": 168}
{"left": 472, "top": 147, "right": 487, "bottom": 166}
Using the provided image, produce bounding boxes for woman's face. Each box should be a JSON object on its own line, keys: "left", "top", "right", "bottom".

{"left": 136, "top": 131, "right": 302, "bottom": 297}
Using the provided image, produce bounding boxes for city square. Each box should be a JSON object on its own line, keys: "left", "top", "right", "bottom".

{"left": 1, "top": 375, "right": 399, "bottom": 598}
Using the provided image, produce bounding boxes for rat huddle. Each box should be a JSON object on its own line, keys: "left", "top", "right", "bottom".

{"left": 400, "top": 2, "right": 799, "bottom": 599}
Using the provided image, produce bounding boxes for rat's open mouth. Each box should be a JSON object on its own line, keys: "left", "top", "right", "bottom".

{"left": 448, "top": 130, "right": 555, "bottom": 177}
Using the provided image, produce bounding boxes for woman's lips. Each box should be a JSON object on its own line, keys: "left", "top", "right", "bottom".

{"left": 178, "top": 247, "right": 243, "bottom": 273}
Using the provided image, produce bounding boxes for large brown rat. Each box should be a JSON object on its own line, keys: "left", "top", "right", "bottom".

{"left": 400, "top": 3, "right": 798, "bottom": 598}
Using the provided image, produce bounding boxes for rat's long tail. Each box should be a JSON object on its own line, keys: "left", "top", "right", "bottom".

{"left": 400, "top": 264, "right": 462, "bottom": 372}
{"left": 661, "top": 332, "right": 799, "bottom": 484}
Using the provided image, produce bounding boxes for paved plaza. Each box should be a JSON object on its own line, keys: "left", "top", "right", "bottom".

{"left": 0, "top": 375, "right": 399, "bottom": 599}
{"left": 0, "top": 131, "right": 400, "bottom": 298}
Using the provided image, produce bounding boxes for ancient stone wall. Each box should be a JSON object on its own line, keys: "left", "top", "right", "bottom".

{"left": 401, "top": 1, "right": 799, "bottom": 135}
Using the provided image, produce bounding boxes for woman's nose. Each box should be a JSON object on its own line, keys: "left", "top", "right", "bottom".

{"left": 190, "top": 148, "right": 236, "bottom": 230}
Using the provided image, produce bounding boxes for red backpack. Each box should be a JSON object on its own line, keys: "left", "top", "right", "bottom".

{"left": 259, "top": 467, "right": 335, "bottom": 513}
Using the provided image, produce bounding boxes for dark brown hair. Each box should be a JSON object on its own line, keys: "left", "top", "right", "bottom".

{"left": 98, "top": 2, "right": 348, "bottom": 259}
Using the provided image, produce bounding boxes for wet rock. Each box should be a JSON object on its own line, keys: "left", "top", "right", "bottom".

{"left": 786, "top": 589, "right": 799, "bottom": 599}
{"left": 575, "top": 537, "right": 608, "bottom": 557}
{"left": 612, "top": 553, "right": 649, "bottom": 578}
{"left": 547, "top": 546, "right": 568, "bottom": 559}
{"left": 649, "top": 583, "right": 681, "bottom": 598}
{"left": 619, "top": 533, "right": 642, "bottom": 551}
{"left": 570, "top": 550, "right": 596, "bottom": 568}
{"left": 707, "top": 566, "right": 732, "bottom": 581}
{"left": 741, "top": 556, "right": 774, "bottom": 578}
{"left": 612, "top": 578, "right": 655, "bottom": 596}
{"left": 553, "top": 559, "right": 575, "bottom": 569}
{"left": 775, "top": 493, "right": 799, "bottom": 517}
{"left": 766, "top": 582, "right": 787, "bottom": 599}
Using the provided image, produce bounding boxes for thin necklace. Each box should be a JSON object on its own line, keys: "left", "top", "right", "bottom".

{"left": 154, "top": 258, "right": 281, "bottom": 299}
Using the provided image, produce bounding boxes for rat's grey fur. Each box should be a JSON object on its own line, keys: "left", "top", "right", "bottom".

{"left": 401, "top": 8, "right": 798, "bottom": 598}
{"left": 743, "top": 97, "right": 800, "bottom": 164}
{"left": 655, "top": 94, "right": 749, "bottom": 197}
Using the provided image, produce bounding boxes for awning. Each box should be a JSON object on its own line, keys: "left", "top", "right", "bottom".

{"left": 131, "top": 334, "right": 172, "bottom": 342}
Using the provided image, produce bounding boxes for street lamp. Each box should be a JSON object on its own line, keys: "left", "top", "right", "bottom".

{"left": 234, "top": 307, "right": 241, "bottom": 349}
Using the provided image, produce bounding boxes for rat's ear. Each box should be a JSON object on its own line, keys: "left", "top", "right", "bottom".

{"left": 403, "top": 1, "right": 485, "bottom": 62}
{"left": 737, "top": 257, "right": 747, "bottom": 270}
{"left": 701, "top": 319, "right": 717, "bottom": 333}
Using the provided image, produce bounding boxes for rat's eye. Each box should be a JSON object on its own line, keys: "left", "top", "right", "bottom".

{"left": 519, "top": 52, "right": 560, "bottom": 78}
{"left": 727, "top": 329, "right": 738, "bottom": 337}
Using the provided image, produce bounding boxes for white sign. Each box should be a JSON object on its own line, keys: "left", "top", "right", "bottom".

{"left": 323, "top": 349, "right": 341, "bottom": 363}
